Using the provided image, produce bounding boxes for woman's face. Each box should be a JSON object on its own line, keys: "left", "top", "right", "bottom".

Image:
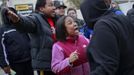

{"left": 64, "top": 16, "right": 79, "bottom": 36}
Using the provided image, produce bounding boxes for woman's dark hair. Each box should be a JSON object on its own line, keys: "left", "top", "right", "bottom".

{"left": 67, "top": 8, "right": 77, "bottom": 14}
{"left": 35, "top": 0, "right": 46, "bottom": 11}
{"left": 56, "top": 16, "right": 69, "bottom": 41}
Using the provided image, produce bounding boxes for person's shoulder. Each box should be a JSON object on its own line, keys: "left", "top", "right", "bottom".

{"left": 0, "top": 26, "right": 8, "bottom": 31}
{"left": 112, "top": 8, "right": 124, "bottom": 15}
{"left": 0, "top": 26, "right": 14, "bottom": 35}
{"left": 95, "top": 14, "right": 128, "bottom": 30}
{"left": 79, "top": 34, "right": 87, "bottom": 39}
{"left": 100, "top": 14, "right": 126, "bottom": 23}
{"left": 30, "top": 12, "right": 43, "bottom": 19}
{"left": 110, "top": 15, "right": 128, "bottom": 23}
{"left": 30, "top": 12, "right": 39, "bottom": 18}
{"left": 77, "top": 19, "right": 84, "bottom": 23}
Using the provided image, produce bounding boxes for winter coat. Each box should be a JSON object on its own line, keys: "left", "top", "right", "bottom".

{"left": 87, "top": 11, "right": 134, "bottom": 75}
{"left": 80, "top": 0, "right": 134, "bottom": 75}
{"left": 14, "top": 12, "right": 57, "bottom": 71}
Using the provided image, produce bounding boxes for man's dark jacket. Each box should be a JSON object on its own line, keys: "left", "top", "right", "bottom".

{"left": 15, "top": 12, "right": 58, "bottom": 71}
{"left": 80, "top": 0, "right": 134, "bottom": 75}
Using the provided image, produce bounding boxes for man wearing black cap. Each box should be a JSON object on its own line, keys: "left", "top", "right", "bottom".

{"left": 54, "top": 1, "right": 67, "bottom": 18}
{"left": 81, "top": 0, "right": 134, "bottom": 75}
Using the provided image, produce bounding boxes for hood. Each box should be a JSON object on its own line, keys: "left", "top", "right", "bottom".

{"left": 80, "top": 0, "right": 110, "bottom": 29}
{"left": 1, "top": 7, "right": 17, "bottom": 27}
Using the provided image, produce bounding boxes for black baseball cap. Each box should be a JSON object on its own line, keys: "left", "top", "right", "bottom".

{"left": 54, "top": 1, "right": 67, "bottom": 9}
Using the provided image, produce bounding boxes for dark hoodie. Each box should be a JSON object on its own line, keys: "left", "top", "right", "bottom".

{"left": 0, "top": 7, "right": 31, "bottom": 68}
{"left": 80, "top": 0, "right": 113, "bottom": 29}
{"left": 84, "top": 1, "right": 134, "bottom": 75}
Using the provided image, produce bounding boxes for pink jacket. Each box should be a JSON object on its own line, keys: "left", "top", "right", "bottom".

{"left": 51, "top": 35, "right": 90, "bottom": 75}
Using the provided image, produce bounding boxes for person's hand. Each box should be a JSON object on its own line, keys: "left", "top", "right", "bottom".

{"left": 3, "top": 66, "right": 11, "bottom": 74}
{"left": 69, "top": 50, "right": 79, "bottom": 64}
{"left": 7, "top": 9, "right": 20, "bottom": 23}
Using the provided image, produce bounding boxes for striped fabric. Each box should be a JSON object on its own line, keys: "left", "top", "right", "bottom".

{"left": 1, "top": 29, "right": 16, "bottom": 66}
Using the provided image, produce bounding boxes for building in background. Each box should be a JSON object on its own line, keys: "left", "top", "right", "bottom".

{"left": 0, "top": 0, "right": 2, "bottom": 6}
{"left": 119, "top": 2, "right": 134, "bottom": 15}
{"left": 0, "top": 0, "right": 133, "bottom": 27}
{"left": 7, "top": 0, "right": 36, "bottom": 15}
{"left": 63, "top": 0, "right": 75, "bottom": 8}
{"left": 0, "top": 0, "right": 4, "bottom": 25}
{"left": 111, "top": 0, "right": 134, "bottom": 15}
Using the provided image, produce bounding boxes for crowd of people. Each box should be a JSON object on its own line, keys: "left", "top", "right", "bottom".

{"left": 0, "top": 0, "right": 134, "bottom": 75}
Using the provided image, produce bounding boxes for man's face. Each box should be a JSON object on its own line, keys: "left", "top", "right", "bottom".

{"left": 55, "top": 7, "right": 65, "bottom": 16}
{"left": 67, "top": 10, "right": 77, "bottom": 19}
{"left": 40, "top": 0, "right": 56, "bottom": 18}
{"left": 111, "top": 2, "right": 118, "bottom": 9}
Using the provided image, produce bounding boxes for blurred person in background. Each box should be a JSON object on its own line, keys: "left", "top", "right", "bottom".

{"left": 0, "top": 7, "right": 33, "bottom": 75}
{"left": 67, "top": 8, "right": 85, "bottom": 29}
{"left": 111, "top": 1, "right": 124, "bottom": 15}
{"left": 54, "top": 1, "right": 67, "bottom": 18}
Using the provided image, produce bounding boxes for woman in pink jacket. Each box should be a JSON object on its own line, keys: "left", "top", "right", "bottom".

{"left": 51, "top": 16, "right": 90, "bottom": 75}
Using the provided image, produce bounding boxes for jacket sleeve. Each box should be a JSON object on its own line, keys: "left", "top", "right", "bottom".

{"left": 0, "top": 30, "right": 9, "bottom": 68}
{"left": 14, "top": 15, "right": 37, "bottom": 33}
{"left": 51, "top": 43, "right": 72, "bottom": 74}
{"left": 87, "top": 20, "right": 120, "bottom": 75}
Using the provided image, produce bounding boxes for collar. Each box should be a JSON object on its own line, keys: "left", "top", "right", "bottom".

{"left": 66, "top": 35, "right": 79, "bottom": 43}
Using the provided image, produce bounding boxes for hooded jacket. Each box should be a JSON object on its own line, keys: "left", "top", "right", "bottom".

{"left": 0, "top": 7, "right": 31, "bottom": 68}
{"left": 86, "top": 4, "right": 134, "bottom": 75}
